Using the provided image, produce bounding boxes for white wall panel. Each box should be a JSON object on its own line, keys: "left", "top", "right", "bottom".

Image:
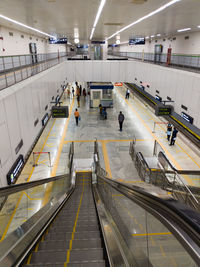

{"left": 75, "top": 61, "right": 84, "bottom": 82}
{"left": 110, "top": 62, "right": 120, "bottom": 82}
{"left": 101, "top": 62, "right": 111, "bottom": 82}
{"left": 92, "top": 61, "right": 102, "bottom": 81}
{"left": 0, "top": 122, "right": 12, "bottom": 167}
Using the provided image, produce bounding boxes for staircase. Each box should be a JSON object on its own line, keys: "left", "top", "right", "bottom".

{"left": 25, "top": 172, "right": 108, "bottom": 266}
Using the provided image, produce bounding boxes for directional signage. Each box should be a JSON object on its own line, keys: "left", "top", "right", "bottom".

{"left": 52, "top": 106, "right": 69, "bottom": 118}
{"left": 155, "top": 105, "right": 172, "bottom": 116}
{"left": 7, "top": 155, "right": 24, "bottom": 185}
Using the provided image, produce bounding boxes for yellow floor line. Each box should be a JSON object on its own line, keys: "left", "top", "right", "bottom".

{"left": 159, "top": 244, "right": 166, "bottom": 257}
{"left": 132, "top": 232, "right": 171, "bottom": 236}
{"left": 42, "top": 98, "right": 75, "bottom": 207}
{"left": 23, "top": 192, "right": 42, "bottom": 201}
{"left": 132, "top": 90, "right": 200, "bottom": 170}
{"left": 116, "top": 88, "right": 195, "bottom": 186}
{"left": 100, "top": 140, "right": 112, "bottom": 178}
{"left": 0, "top": 118, "right": 57, "bottom": 241}
{"left": 65, "top": 177, "right": 85, "bottom": 266}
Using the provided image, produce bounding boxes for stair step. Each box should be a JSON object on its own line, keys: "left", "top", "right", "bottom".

{"left": 39, "top": 239, "right": 103, "bottom": 251}
{"left": 53, "top": 220, "right": 98, "bottom": 227}
{"left": 69, "top": 248, "right": 104, "bottom": 262}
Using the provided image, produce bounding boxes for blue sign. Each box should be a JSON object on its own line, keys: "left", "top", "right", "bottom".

{"left": 7, "top": 155, "right": 24, "bottom": 185}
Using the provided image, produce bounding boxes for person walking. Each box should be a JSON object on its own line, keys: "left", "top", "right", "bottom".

{"left": 77, "top": 95, "right": 80, "bottom": 107}
{"left": 118, "top": 111, "right": 125, "bottom": 131}
{"left": 72, "top": 87, "right": 75, "bottom": 97}
{"left": 166, "top": 123, "right": 172, "bottom": 141}
{"left": 83, "top": 88, "right": 86, "bottom": 99}
{"left": 170, "top": 127, "right": 178, "bottom": 146}
{"left": 125, "top": 89, "right": 130, "bottom": 99}
{"left": 74, "top": 108, "right": 80, "bottom": 126}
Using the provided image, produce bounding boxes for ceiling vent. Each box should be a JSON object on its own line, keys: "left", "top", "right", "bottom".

{"left": 104, "top": 23, "right": 123, "bottom": 26}
{"left": 131, "top": 0, "right": 147, "bottom": 4}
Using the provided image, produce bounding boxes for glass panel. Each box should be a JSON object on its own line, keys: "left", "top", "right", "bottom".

{"left": 97, "top": 176, "right": 198, "bottom": 266}
{"left": 0, "top": 176, "right": 71, "bottom": 240}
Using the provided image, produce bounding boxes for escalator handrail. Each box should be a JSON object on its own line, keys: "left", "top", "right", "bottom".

{"left": 158, "top": 151, "right": 199, "bottom": 204}
{"left": 0, "top": 174, "right": 70, "bottom": 197}
{"left": 136, "top": 152, "right": 151, "bottom": 172}
{"left": 96, "top": 173, "right": 200, "bottom": 246}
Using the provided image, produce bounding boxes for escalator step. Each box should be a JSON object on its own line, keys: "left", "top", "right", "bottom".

{"left": 24, "top": 261, "right": 106, "bottom": 267}
{"left": 39, "top": 239, "right": 103, "bottom": 251}
{"left": 45, "top": 231, "right": 101, "bottom": 241}
{"left": 49, "top": 225, "right": 99, "bottom": 233}
{"left": 30, "top": 248, "right": 104, "bottom": 264}
{"left": 53, "top": 220, "right": 98, "bottom": 227}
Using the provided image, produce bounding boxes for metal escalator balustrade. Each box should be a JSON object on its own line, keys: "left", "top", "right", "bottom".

{"left": 25, "top": 172, "right": 108, "bottom": 267}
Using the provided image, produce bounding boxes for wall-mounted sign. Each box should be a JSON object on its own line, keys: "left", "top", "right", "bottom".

{"left": 55, "top": 95, "right": 60, "bottom": 105}
{"left": 49, "top": 38, "right": 67, "bottom": 44}
{"left": 15, "top": 139, "right": 23, "bottom": 155}
{"left": 181, "top": 112, "right": 193, "bottom": 124}
{"left": 155, "top": 95, "right": 162, "bottom": 102}
{"left": 129, "top": 38, "right": 145, "bottom": 45}
{"left": 7, "top": 155, "right": 24, "bottom": 185}
{"left": 52, "top": 106, "right": 69, "bottom": 118}
{"left": 42, "top": 113, "right": 49, "bottom": 126}
{"left": 34, "top": 118, "right": 39, "bottom": 127}
{"left": 114, "top": 83, "right": 123, "bottom": 86}
{"left": 155, "top": 105, "right": 172, "bottom": 116}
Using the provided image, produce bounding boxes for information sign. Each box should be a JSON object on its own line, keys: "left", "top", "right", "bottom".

{"left": 7, "top": 155, "right": 24, "bottom": 185}
{"left": 42, "top": 113, "right": 49, "bottom": 126}
{"left": 181, "top": 112, "right": 193, "bottom": 124}
{"left": 155, "top": 105, "right": 172, "bottom": 116}
{"left": 52, "top": 106, "right": 69, "bottom": 118}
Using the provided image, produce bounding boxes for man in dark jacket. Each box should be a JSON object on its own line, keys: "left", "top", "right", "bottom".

{"left": 118, "top": 111, "right": 125, "bottom": 131}
{"left": 170, "top": 127, "right": 178, "bottom": 146}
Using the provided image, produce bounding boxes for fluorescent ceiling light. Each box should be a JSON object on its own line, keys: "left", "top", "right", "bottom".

{"left": 90, "top": 0, "right": 106, "bottom": 40}
{"left": 74, "top": 28, "right": 79, "bottom": 38}
{"left": 0, "top": 14, "right": 55, "bottom": 38}
{"left": 198, "top": 26, "right": 200, "bottom": 28}
{"left": 145, "top": 36, "right": 149, "bottom": 39}
{"left": 177, "top": 28, "right": 191, "bottom": 32}
{"left": 106, "top": 0, "right": 181, "bottom": 40}
{"left": 151, "top": 35, "right": 155, "bottom": 38}
{"left": 157, "top": 34, "right": 161, "bottom": 36}
{"left": 120, "top": 41, "right": 129, "bottom": 44}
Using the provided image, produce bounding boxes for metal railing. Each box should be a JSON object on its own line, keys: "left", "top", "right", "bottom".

{"left": 109, "top": 51, "right": 200, "bottom": 72}
{"left": 0, "top": 52, "right": 74, "bottom": 91}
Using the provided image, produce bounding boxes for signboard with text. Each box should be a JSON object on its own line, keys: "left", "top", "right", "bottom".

{"left": 7, "top": 155, "right": 24, "bottom": 185}
{"left": 155, "top": 105, "right": 172, "bottom": 116}
{"left": 52, "top": 106, "right": 69, "bottom": 118}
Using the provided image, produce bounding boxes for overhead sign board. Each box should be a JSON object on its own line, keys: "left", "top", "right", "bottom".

{"left": 155, "top": 105, "right": 172, "bottom": 116}
{"left": 7, "top": 155, "right": 24, "bottom": 185}
{"left": 52, "top": 106, "right": 69, "bottom": 118}
{"left": 42, "top": 113, "right": 49, "bottom": 126}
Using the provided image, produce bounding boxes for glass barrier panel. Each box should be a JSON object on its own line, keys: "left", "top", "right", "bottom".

{"left": 0, "top": 176, "right": 71, "bottom": 241}
{"left": 97, "top": 177, "right": 198, "bottom": 266}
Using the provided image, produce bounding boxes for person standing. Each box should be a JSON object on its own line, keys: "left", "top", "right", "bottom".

{"left": 74, "top": 108, "right": 80, "bottom": 126}
{"left": 77, "top": 95, "right": 80, "bottom": 107}
{"left": 118, "top": 111, "right": 125, "bottom": 131}
{"left": 166, "top": 123, "right": 172, "bottom": 141}
{"left": 125, "top": 89, "right": 130, "bottom": 99}
{"left": 170, "top": 127, "right": 178, "bottom": 146}
{"left": 83, "top": 88, "right": 86, "bottom": 99}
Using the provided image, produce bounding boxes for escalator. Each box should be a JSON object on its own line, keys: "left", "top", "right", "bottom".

{"left": 25, "top": 172, "right": 107, "bottom": 266}
{"left": 0, "top": 141, "right": 200, "bottom": 266}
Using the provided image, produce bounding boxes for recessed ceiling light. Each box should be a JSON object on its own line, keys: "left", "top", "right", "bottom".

{"left": 177, "top": 28, "right": 191, "bottom": 32}
{"left": 151, "top": 35, "right": 154, "bottom": 38}
{"left": 145, "top": 36, "right": 149, "bottom": 39}
{"left": 116, "top": 40, "right": 120, "bottom": 44}
{"left": 197, "top": 26, "right": 200, "bottom": 28}
{"left": 0, "top": 14, "right": 55, "bottom": 38}
{"left": 157, "top": 34, "right": 161, "bottom": 36}
{"left": 106, "top": 0, "right": 181, "bottom": 40}
{"left": 74, "top": 38, "right": 79, "bottom": 44}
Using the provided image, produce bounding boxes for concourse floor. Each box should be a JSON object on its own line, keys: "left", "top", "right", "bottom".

{"left": 1, "top": 82, "right": 200, "bottom": 265}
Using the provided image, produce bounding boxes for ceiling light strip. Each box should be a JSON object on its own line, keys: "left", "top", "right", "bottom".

{"left": 177, "top": 28, "right": 191, "bottom": 32}
{"left": 106, "top": 0, "right": 181, "bottom": 40}
{"left": 90, "top": 0, "right": 106, "bottom": 40}
{"left": 0, "top": 14, "right": 55, "bottom": 38}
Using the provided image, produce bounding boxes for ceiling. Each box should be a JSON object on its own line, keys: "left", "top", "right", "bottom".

{"left": 0, "top": 0, "right": 199, "bottom": 44}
